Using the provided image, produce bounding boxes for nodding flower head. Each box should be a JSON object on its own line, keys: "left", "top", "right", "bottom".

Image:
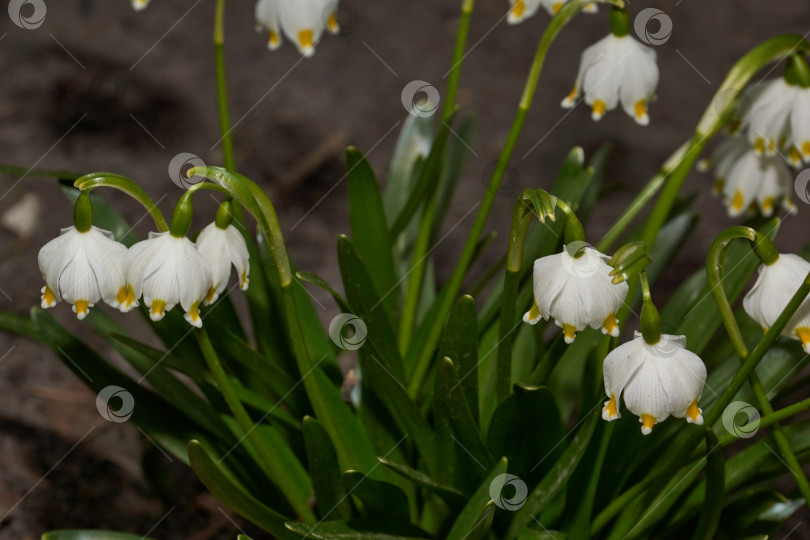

{"left": 195, "top": 222, "right": 251, "bottom": 306}
{"left": 602, "top": 332, "right": 707, "bottom": 435}
{"left": 507, "top": 0, "right": 597, "bottom": 24}
{"left": 255, "top": 0, "right": 338, "bottom": 57}
{"left": 126, "top": 232, "right": 212, "bottom": 327}
{"left": 561, "top": 33, "right": 659, "bottom": 126}
{"left": 523, "top": 245, "right": 628, "bottom": 344}
{"left": 38, "top": 226, "right": 130, "bottom": 320}
{"left": 744, "top": 253, "right": 810, "bottom": 354}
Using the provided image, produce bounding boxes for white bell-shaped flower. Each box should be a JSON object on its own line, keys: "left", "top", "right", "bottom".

{"left": 561, "top": 33, "right": 658, "bottom": 125}
{"left": 741, "top": 78, "right": 810, "bottom": 167}
{"left": 744, "top": 253, "right": 810, "bottom": 354}
{"left": 38, "top": 226, "right": 131, "bottom": 319}
{"left": 507, "top": 0, "right": 596, "bottom": 24}
{"left": 719, "top": 144, "right": 795, "bottom": 218}
{"left": 523, "top": 245, "right": 629, "bottom": 344}
{"left": 195, "top": 222, "right": 250, "bottom": 305}
{"left": 255, "top": 0, "right": 335, "bottom": 57}
{"left": 126, "top": 232, "right": 212, "bottom": 327}
{"left": 131, "top": 0, "right": 150, "bottom": 10}
{"left": 602, "top": 332, "right": 707, "bottom": 435}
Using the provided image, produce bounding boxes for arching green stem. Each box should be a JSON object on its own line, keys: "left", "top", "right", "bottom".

{"left": 74, "top": 173, "right": 168, "bottom": 232}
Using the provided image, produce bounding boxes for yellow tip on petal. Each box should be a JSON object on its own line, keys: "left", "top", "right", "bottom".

{"left": 41, "top": 285, "right": 57, "bottom": 308}
{"left": 766, "top": 139, "right": 776, "bottom": 155}
{"left": 268, "top": 31, "right": 280, "bottom": 49}
{"left": 686, "top": 399, "right": 703, "bottom": 425}
{"left": 591, "top": 100, "right": 606, "bottom": 121}
{"left": 511, "top": 0, "right": 526, "bottom": 20}
{"left": 327, "top": 13, "right": 339, "bottom": 33}
{"left": 74, "top": 300, "right": 89, "bottom": 320}
{"left": 712, "top": 178, "right": 724, "bottom": 195}
{"left": 601, "top": 313, "right": 619, "bottom": 337}
{"left": 731, "top": 190, "right": 745, "bottom": 213}
{"left": 789, "top": 146, "right": 802, "bottom": 166}
{"left": 761, "top": 196, "right": 775, "bottom": 215}
{"left": 561, "top": 86, "right": 578, "bottom": 108}
{"left": 634, "top": 100, "right": 649, "bottom": 125}
{"left": 602, "top": 394, "right": 619, "bottom": 421}
{"left": 205, "top": 286, "right": 218, "bottom": 306}
{"left": 523, "top": 301, "right": 542, "bottom": 325}
{"left": 562, "top": 323, "right": 577, "bottom": 344}
{"left": 796, "top": 327, "right": 810, "bottom": 354}
{"left": 753, "top": 137, "right": 765, "bottom": 155}
{"left": 640, "top": 414, "right": 656, "bottom": 435}
{"left": 185, "top": 301, "right": 202, "bottom": 328}
{"left": 150, "top": 299, "right": 167, "bottom": 321}
{"left": 117, "top": 285, "right": 138, "bottom": 312}
{"left": 298, "top": 29, "right": 314, "bottom": 55}
{"left": 803, "top": 141, "right": 810, "bottom": 158}
{"left": 240, "top": 272, "right": 249, "bottom": 291}
{"left": 552, "top": 2, "right": 562, "bottom": 14}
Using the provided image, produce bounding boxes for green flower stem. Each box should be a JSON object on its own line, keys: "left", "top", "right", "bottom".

{"left": 195, "top": 328, "right": 315, "bottom": 522}
{"left": 441, "top": 0, "right": 476, "bottom": 121}
{"left": 640, "top": 35, "right": 810, "bottom": 250}
{"left": 214, "top": 0, "right": 235, "bottom": 172}
{"left": 707, "top": 226, "right": 810, "bottom": 508}
{"left": 718, "top": 395, "right": 810, "bottom": 446}
{"left": 74, "top": 173, "right": 168, "bottom": 232}
{"left": 189, "top": 166, "right": 379, "bottom": 475}
{"left": 408, "top": 0, "right": 626, "bottom": 390}
{"left": 0, "top": 164, "right": 81, "bottom": 180}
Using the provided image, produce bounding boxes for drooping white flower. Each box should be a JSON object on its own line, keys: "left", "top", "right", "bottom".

{"left": 195, "top": 222, "right": 250, "bottom": 305}
{"left": 561, "top": 33, "right": 658, "bottom": 125}
{"left": 741, "top": 78, "right": 810, "bottom": 167}
{"left": 255, "top": 0, "right": 337, "bottom": 57}
{"left": 744, "top": 253, "right": 810, "bottom": 354}
{"left": 131, "top": 0, "right": 150, "bottom": 11}
{"left": 126, "top": 232, "right": 212, "bottom": 327}
{"left": 523, "top": 245, "right": 629, "bottom": 344}
{"left": 38, "top": 226, "right": 132, "bottom": 319}
{"left": 718, "top": 142, "right": 795, "bottom": 218}
{"left": 507, "top": 0, "right": 597, "bottom": 24}
{"left": 602, "top": 332, "right": 707, "bottom": 435}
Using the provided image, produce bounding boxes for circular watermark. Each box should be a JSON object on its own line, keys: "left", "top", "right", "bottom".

{"left": 329, "top": 313, "right": 368, "bottom": 350}
{"left": 401, "top": 80, "right": 440, "bottom": 118}
{"left": 794, "top": 169, "right": 810, "bottom": 205}
{"left": 712, "top": 88, "right": 754, "bottom": 126}
{"left": 633, "top": 8, "right": 672, "bottom": 46}
{"left": 168, "top": 152, "right": 206, "bottom": 189}
{"left": 96, "top": 385, "right": 135, "bottom": 423}
{"left": 322, "top": 1, "right": 359, "bottom": 37}
{"left": 489, "top": 473, "right": 528, "bottom": 511}
{"left": 721, "top": 401, "right": 760, "bottom": 439}
{"left": 481, "top": 160, "right": 520, "bottom": 198}
{"left": 561, "top": 241, "right": 602, "bottom": 279}
{"left": 8, "top": 0, "right": 46, "bottom": 29}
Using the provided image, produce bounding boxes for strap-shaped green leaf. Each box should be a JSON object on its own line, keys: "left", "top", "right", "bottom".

{"left": 303, "top": 416, "right": 352, "bottom": 520}
{"left": 445, "top": 457, "right": 507, "bottom": 540}
{"left": 342, "top": 471, "right": 410, "bottom": 520}
{"left": 438, "top": 295, "right": 479, "bottom": 425}
{"left": 285, "top": 519, "right": 432, "bottom": 539}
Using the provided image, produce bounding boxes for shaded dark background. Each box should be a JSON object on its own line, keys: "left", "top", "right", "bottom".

{"left": 0, "top": 0, "right": 809, "bottom": 537}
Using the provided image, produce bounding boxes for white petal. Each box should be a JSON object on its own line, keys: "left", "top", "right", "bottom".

{"left": 507, "top": 0, "right": 542, "bottom": 24}
{"left": 279, "top": 0, "right": 326, "bottom": 57}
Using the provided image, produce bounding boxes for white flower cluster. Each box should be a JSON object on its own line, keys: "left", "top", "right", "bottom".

{"left": 38, "top": 223, "right": 249, "bottom": 328}
{"left": 706, "top": 73, "right": 810, "bottom": 217}
{"left": 507, "top": 0, "right": 597, "bottom": 24}
{"left": 255, "top": 0, "right": 340, "bottom": 57}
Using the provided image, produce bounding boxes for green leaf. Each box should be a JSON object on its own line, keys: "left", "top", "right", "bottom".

{"left": 445, "top": 457, "right": 507, "bottom": 540}
{"left": 463, "top": 501, "right": 497, "bottom": 540}
{"left": 42, "top": 532, "right": 154, "bottom": 540}
{"left": 486, "top": 385, "right": 562, "bottom": 488}
{"left": 342, "top": 471, "right": 410, "bottom": 520}
{"left": 285, "top": 519, "right": 432, "bottom": 539}
{"left": 187, "top": 440, "right": 296, "bottom": 538}
{"left": 506, "top": 409, "right": 600, "bottom": 539}
{"left": 692, "top": 430, "right": 725, "bottom": 540}
{"left": 516, "top": 531, "right": 567, "bottom": 540}
{"left": 384, "top": 113, "right": 433, "bottom": 224}
{"left": 438, "top": 357, "right": 494, "bottom": 473}
{"left": 348, "top": 147, "right": 400, "bottom": 325}
{"left": 338, "top": 235, "right": 405, "bottom": 381}
{"left": 438, "top": 295, "right": 479, "bottom": 425}
{"left": 378, "top": 457, "right": 466, "bottom": 508}
{"left": 303, "top": 416, "right": 353, "bottom": 520}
